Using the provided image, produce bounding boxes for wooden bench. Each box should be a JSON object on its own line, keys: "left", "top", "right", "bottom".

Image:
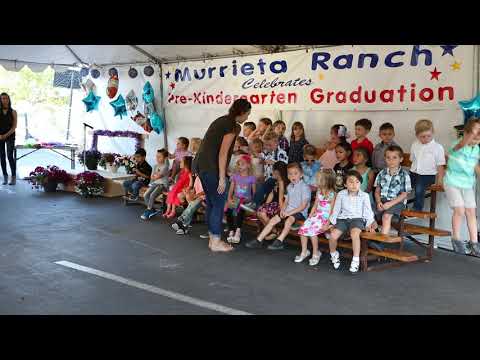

{"left": 243, "top": 215, "right": 417, "bottom": 272}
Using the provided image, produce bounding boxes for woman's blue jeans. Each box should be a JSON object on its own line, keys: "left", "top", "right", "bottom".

{"left": 198, "top": 171, "right": 229, "bottom": 237}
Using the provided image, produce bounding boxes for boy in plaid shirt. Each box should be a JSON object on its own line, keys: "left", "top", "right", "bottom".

{"left": 374, "top": 145, "right": 412, "bottom": 236}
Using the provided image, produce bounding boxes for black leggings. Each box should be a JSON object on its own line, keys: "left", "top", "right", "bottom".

{"left": 0, "top": 136, "right": 15, "bottom": 177}
{"left": 226, "top": 208, "right": 245, "bottom": 231}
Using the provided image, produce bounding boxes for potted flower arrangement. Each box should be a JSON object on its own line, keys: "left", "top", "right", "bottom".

{"left": 74, "top": 171, "right": 105, "bottom": 197}
{"left": 28, "top": 165, "right": 73, "bottom": 192}
{"left": 99, "top": 152, "right": 121, "bottom": 173}
{"left": 118, "top": 155, "right": 137, "bottom": 174}
{"left": 78, "top": 149, "right": 102, "bottom": 170}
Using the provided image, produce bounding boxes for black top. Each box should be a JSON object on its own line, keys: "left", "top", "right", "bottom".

{"left": 135, "top": 160, "right": 153, "bottom": 186}
{"left": 0, "top": 109, "right": 15, "bottom": 136}
{"left": 333, "top": 162, "right": 354, "bottom": 192}
{"left": 288, "top": 138, "right": 309, "bottom": 164}
{"left": 195, "top": 115, "right": 237, "bottom": 175}
{"left": 271, "top": 182, "right": 280, "bottom": 203}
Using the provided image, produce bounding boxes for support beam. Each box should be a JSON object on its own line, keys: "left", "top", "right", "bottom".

{"left": 129, "top": 45, "right": 162, "bottom": 64}
{"left": 65, "top": 45, "right": 88, "bottom": 66}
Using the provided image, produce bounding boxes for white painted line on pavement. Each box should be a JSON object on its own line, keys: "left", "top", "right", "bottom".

{"left": 55, "top": 260, "right": 252, "bottom": 315}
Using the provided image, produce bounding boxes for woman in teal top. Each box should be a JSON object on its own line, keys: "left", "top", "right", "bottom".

{"left": 443, "top": 118, "right": 480, "bottom": 257}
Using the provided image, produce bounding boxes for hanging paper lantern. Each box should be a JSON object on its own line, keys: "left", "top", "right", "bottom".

{"left": 107, "top": 74, "right": 119, "bottom": 99}
{"left": 109, "top": 67, "right": 118, "bottom": 77}
{"left": 82, "top": 90, "right": 101, "bottom": 112}
{"left": 80, "top": 68, "right": 89, "bottom": 77}
{"left": 459, "top": 93, "right": 480, "bottom": 124}
{"left": 128, "top": 67, "right": 138, "bottom": 79}
{"left": 144, "top": 65, "right": 154, "bottom": 77}
{"left": 142, "top": 81, "right": 154, "bottom": 104}
{"left": 125, "top": 90, "right": 138, "bottom": 112}
{"left": 149, "top": 111, "right": 164, "bottom": 134}
{"left": 91, "top": 69, "right": 100, "bottom": 79}
{"left": 110, "top": 95, "right": 127, "bottom": 119}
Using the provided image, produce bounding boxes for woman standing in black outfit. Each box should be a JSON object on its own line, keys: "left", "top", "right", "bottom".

{"left": 0, "top": 93, "right": 17, "bottom": 185}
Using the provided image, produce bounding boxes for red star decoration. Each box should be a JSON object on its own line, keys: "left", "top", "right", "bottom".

{"left": 169, "top": 82, "right": 176, "bottom": 90}
{"left": 430, "top": 67, "right": 441, "bottom": 81}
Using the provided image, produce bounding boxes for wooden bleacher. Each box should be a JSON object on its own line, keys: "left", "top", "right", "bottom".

{"left": 244, "top": 152, "right": 451, "bottom": 272}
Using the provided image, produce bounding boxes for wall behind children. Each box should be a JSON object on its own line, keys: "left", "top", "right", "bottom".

{"left": 80, "top": 64, "right": 164, "bottom": 166}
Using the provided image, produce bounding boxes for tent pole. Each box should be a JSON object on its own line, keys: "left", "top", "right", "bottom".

{"left": 66, "top": 71, "right": 74, "bottom": 141}
{"left": 158, "top": 65, "right": 169, "bottom": 152}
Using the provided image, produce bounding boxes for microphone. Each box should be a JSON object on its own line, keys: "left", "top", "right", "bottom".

{"left": 83, "top": 123, "right": 93, "bottom": 129}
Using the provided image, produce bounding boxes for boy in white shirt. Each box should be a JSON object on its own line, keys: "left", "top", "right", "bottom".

{"left": 409, "top": 119, "right": 446, "bottom": 211}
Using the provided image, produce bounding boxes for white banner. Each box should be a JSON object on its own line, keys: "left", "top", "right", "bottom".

{"left": 162, "top": 45, "right": 474, "bottom": 111}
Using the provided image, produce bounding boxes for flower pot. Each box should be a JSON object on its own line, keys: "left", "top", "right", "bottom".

{"left": 43, "top": 180, "right": 58, "bottom": 192}
{"left": 85, "top": 158, "right": 98, "bottom": 170}
{"left": 106, "top": 163, "right": 119, "bottom": 173}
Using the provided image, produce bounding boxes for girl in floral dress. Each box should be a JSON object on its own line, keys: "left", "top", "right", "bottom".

{"left": 256, "top": 161, "right": 289, "bottom": 240}
{"left": 296, "top": 169, "right": 337, "bottom": 266}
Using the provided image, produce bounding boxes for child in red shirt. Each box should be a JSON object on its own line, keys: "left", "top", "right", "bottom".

{"left": 351, "top": 118, "right": 374, "bottom": 157}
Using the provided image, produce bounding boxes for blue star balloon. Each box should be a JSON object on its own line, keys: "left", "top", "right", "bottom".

{"left": 459, "top": 93, "right": 480, "bottom": 124}
{"left": 143, "top": 81, "right": 154, "bottom": 104}
{"left": 110, "top": 95, "right": 128, "bottom": 119}
{"left": 82, "top": 90, "right": 101, "bottom": 112}
{"left": 149, "top": 111, "right": 164, "bottom": 134}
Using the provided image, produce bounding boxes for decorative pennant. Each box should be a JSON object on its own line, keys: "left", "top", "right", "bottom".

{"left": 131, "top": 111, "right": 152, "bottom": 133}
{"left": 81, "top": 79, "right": 96, "bottom": 94}
{"left": 142, "top": 81, "right": 154, "bottom": 104}
{"left": 128, "top": 67, "right": 138, "bottom": 79}
{"left": 149, "top": 111, "right": 164, "bottom": 134}
{"left": 459, "top": 93, "right": 480, "bottom": 123}
{"left": 144, "top": 65, "right": 154, "bottom": 77}
{"left": 125, "top": 90, "right": 138, "bottom": 112}
{"left": 110, "top": 95, "right": 127, "bottom": 119}
{"left": 107, "top": 74, "right": 119, "bottom": 99}
{"left": 90, "top": 69, "right": 100, "bottom": 79}
{"left": 82, "top": 90, "right": 101, "bottom": 112}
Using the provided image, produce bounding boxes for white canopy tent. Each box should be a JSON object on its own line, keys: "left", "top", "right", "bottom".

{"left": 1, "top": 45, "right": 479, "bottom": 250}
{"left": 0, "top": 45, "right": 325, "bottom": 71}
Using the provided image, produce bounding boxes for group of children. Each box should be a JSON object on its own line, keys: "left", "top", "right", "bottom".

{"left": 122, "top": 116, "right": 480, "bottom": 274}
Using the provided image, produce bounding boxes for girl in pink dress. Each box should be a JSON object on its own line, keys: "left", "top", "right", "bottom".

{"left": 164, "top": 156, "right": 193, "bottom": 219}
{"left": 296, "top": 169, "right": 337, "bottom": 266}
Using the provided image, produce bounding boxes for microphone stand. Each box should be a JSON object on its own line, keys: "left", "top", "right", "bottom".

{"left": 83, "top": 123, "right": 93, "bottom": 172}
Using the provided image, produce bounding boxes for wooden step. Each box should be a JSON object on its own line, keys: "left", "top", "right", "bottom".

{"left": 287, "top": 237, "right": 418, "bottom": 262}
{"left": 402, "top": 224, "right": 451, "bottom": 237}
{"left": 360, "top": 232, "right": 402, "bottom": 243}
{"left": 367, "top": 248, "right": 418, "bottom": 262}
{"left": 401, "top": 209, "right": 437, "bottom": 219}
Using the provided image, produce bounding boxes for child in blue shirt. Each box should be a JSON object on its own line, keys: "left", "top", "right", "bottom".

{"left": 301, "top": 144, "right": 322, "bottom": 191}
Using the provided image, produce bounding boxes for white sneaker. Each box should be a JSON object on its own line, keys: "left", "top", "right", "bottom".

{"left": 294, "top": 250, "right": 311, "bottom": 263}
{"left": 309, "top": 253, "right": 322, "bottom": 266}
{"left": 330, "top": 251, "right": 341, "bottom": 270}
{"left": 349, "top": 260, "right": 360, "bottom": 274}
{"left": 226, "top": 231, "right": 235, "bottom": 243}
{"left": 231, "top": 230, "right": 241, "bottom": 244}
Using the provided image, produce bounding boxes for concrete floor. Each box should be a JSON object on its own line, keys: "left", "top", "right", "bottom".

{"left": 1, "top": 180, "right": 480, "bottom": 315}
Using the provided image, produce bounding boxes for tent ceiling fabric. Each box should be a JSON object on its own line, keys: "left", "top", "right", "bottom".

{"left": 0, "top": 45, "right": 323, "bottom": 72}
